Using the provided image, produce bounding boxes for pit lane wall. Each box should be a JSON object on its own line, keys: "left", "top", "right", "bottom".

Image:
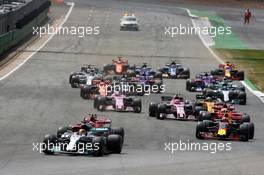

{"left": 0, "top": 0, "right": 51, "bottom": 57}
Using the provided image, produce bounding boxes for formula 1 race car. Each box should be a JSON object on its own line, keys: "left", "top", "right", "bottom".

{"left": 148, "top": 94, "right": 195, "bottom": 120}
{"left": 194, "top": 98, "right": 235, "bottom": 116}
{"left": 197, "top": 84, "right": 247, "bottom": 105}
{"left": 211, "top": 62, "right": 244, "bottom": 80}
{"left": 94, "top": 92, "right": 142, "bottom": 113}
{"left": 130, "top": 75, "right": 164, "bottom": 94}
{"left": 186, "top": 72, "right": 216, "bottom": 92}
{"left": 109, "top": 79, "right": 145, "bottom": 96}
{"left": 198, "top": 107, "right": 252, "bottom": 126}
{"left": 103, "top": 57, "right": 131, "bottom": 75}
{"left": 158, "top": 61, "right": 190, "bottom": 79}
{"left": 56, "top": 114, "right": 125, "bottom": 141}
{"left": 80, "top": 79, "right": 112, "bottom": 99}
{"left": 42, "top": 129, "right": 123, "bottom": 156}
{"left": 210, "top": 79, "right": 245, "bottom": 91}
{"left": 69, "top": 65, "right": 101, "bottom": 88}
{"left": 196, "top": 118, "right": 254, "bottom": 141}
{"left": 42, "top": 114, "right": 124, "bottom": 156}
{"left": 127, "top": 63, "right": 162, "bottom": 78}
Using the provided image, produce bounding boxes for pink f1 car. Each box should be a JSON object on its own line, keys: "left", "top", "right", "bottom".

{"left": 94, "top": 92, "right": 142, "bottom": 113}
{"left": 148, "top": 94, "right": 195, "bottom": 120}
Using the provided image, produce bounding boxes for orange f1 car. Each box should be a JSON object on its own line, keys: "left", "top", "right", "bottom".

{"left": 103, "top": 57, "right": 131, "bottom": 75}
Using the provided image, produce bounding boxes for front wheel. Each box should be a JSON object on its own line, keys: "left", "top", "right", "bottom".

{"left": 42, "top": 134, "right": 57, "bottom": 155}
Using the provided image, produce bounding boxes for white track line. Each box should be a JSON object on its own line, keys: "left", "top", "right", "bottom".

{"left": 181, "top": 7, "right": 264, "bottom": 104}
{"left": 0, "top": 2, "right": 75, "bottom": 81}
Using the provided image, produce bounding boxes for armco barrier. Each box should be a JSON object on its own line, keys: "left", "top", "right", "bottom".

{"left": 0, "top": 8, "right": 49, "bottom": 57}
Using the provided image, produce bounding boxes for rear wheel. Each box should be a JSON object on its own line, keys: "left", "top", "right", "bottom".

{"left": 247, "top": 122, "right": 254, "bottom": 139}
{"left": 92, "top": 137, "right": 105, "bottom": 157}
{"left": 196, "top": 122, "right": 208, "bottom": 139}
{"left": 107, "top": 135, "right": 123, "bottom": 154}
{"left": 186, "top": 80, "right": 190, "bottom": 91}
{"left": 133, "top": 99, "right": 142, "bottom": 113}
{"left": 239, "top": 123, "right": 249, "bottom": 142}
{"left": 238, "top": 71, "right": 244, "bottom": 80}
{"left": 198, "top": 111, "right": 212, "bottom": 121}
{"left": 94, "top": 96, "right": 99, "bottom": 108}
{"left": 97, "top": 97, "right": 106, "bottom": 111}
{"left": 156, "top": 104, "right": 166, "bottom": 120}
{"left": 149, "top": 102, "right": 158, "bottom": 117}
{"left": 184, "top": 68, "right": 190, "bottom": 79}
{"left": 241, "top": 114, "right": 250, "bottom": 123}
{"left": 111, "top": 127, "right": 125, "bottom": 144}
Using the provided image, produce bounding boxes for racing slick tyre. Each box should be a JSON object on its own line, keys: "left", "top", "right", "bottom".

{"left": 80, "top": 89, "right": 86, "bottom": 99}
{"left": 149, "top": 102, "right": 158, "bottom": 117}
{"left": 238, "top": 92, "right": 247, "bottom": 105}
{"left": 194, "top": 106, "right": 204, "bottom": 118}
{"left": 133, "top": 99, "right": 142, "bottom": 113}
{"left": 81, "top": 86, "right": 94, "bottom": 99}
{"left": 69, "top": 74, "right": 73, "bottom": 84}
{"left": 107, "top": 134, "right": 123, "bottom": 154}
{"left": 247, "top": 122, "right": 255, "bottom": 139}
{"left": 239, "top": 123, "right": 250, "bottom": 142}
{"left": 241, "top": 114, "right": 251, "bottom": 123}
{"left": 103, "top": 64, "right": 115, "bottom": 74}
{"left": 198, "top": 111, "right": 212, "bottom": 121}
{"left": 94, "top": 96, "right": 99, "bottom": 108}
{"left": 238, "top": 71, "right": 245, "bottom": 80}
{"left": 186, "top": 79, "right": 190, "bottom": 91}
{"left": 196, "top": 122, "right": 208, "bottom": 139}
{"left": 97, "top": 97, "right": 107, "bottom": 111}
{"left": 42, "top": 134, "right": 57, "bottom": 155}
{"left": 111, "top": 127, "right": 125, "bottom": 143}
{"left": 92, "top": 137, "right": 105, "bottom": 157}
{"left": 156, "top": 104, "right": 166, "bottom": 120}
{"left": 189, "top": 82, "right": 196, "bottom": 92}
{"left": 57, "top": 126, "right": 72, "bottom": 138}
{"left": 71, "top": 83, "right": 78, "bottom": 88}
{"left": 184, "top": 68, "right": 190, "bottom": 79}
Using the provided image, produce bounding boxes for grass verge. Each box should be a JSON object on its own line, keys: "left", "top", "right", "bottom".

{"left": 216, "top": 49, "right": 264, "bottom": 91}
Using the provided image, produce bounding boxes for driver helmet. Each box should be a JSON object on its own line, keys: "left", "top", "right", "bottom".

{"left": 221, "top": 108, "right": 228, "bottom": 114}
{"left": 222, "top": 113, "right": 229, "bottom": 122}
{"left": 79, "top": 129, "right": 86, "bottom": 135}
{"left": 90, "top": 114, "right": 97, "bottom": 122}
{"left": 174, "top": 99, "right": 180, "bottom": 104}
{"left": 205, "top": 97, "right": 212, "bottom": 102}
{"left": 142, "top": 63, "right": 147, "bottom": 68}
{"left": 121, "top": 77, "right": 127, "bottom": 82}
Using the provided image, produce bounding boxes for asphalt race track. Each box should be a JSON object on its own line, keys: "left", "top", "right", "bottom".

{"left": 0, "top": 0, "right": 263, "bottom": 174}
